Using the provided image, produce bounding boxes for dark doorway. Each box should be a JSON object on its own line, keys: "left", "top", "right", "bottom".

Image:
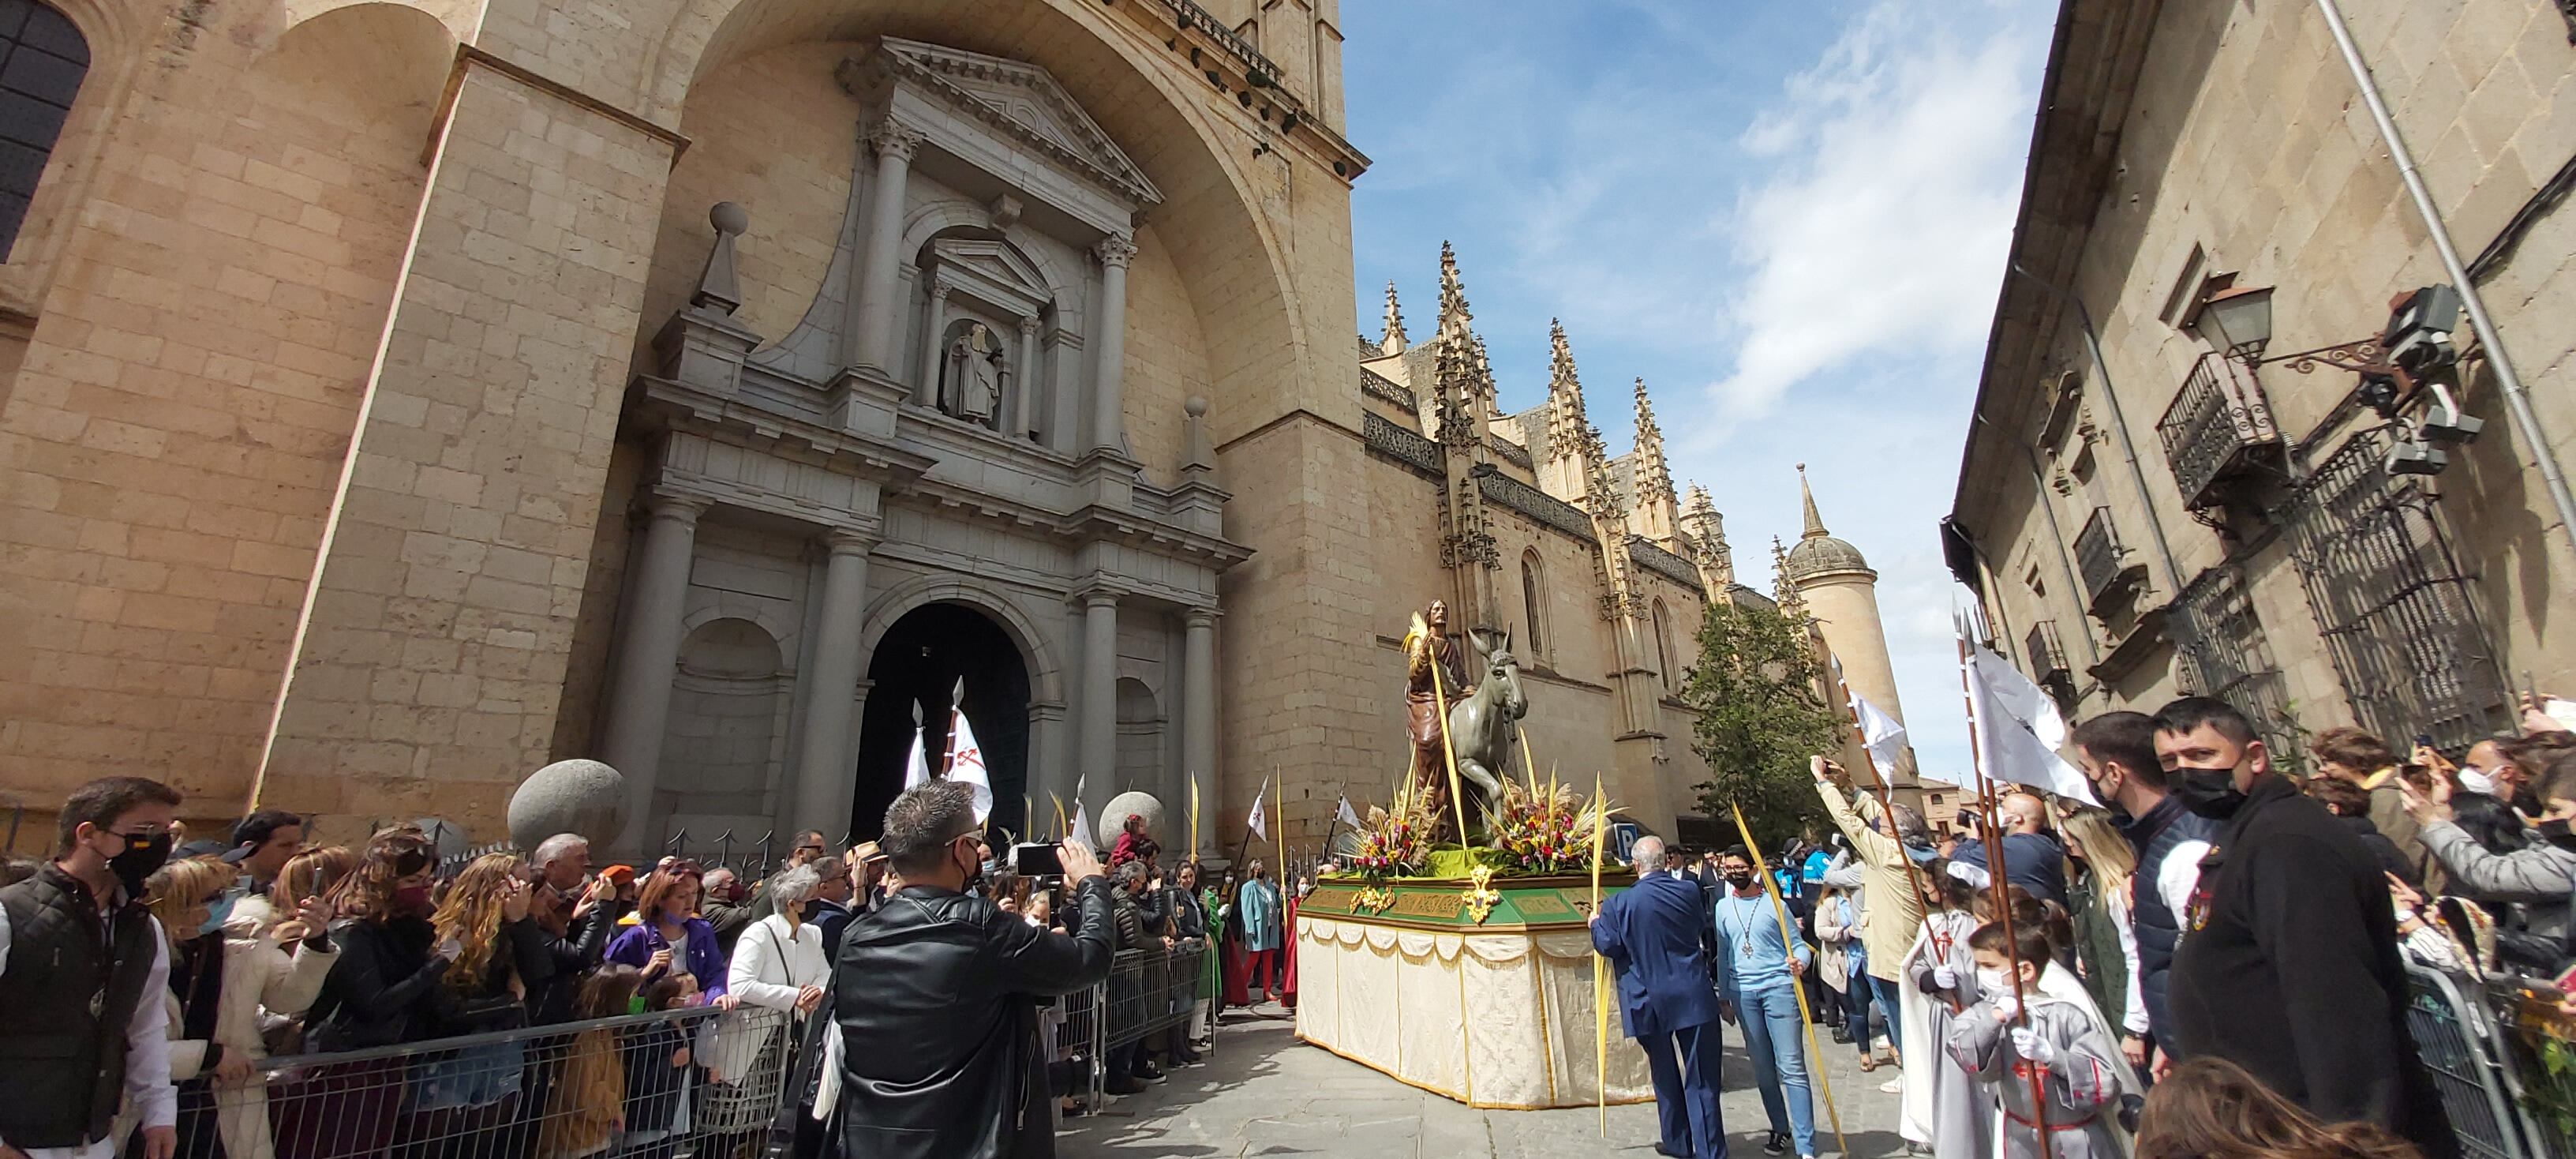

{"left": 852, "top": 602, "right": 1032, "bottom": 841}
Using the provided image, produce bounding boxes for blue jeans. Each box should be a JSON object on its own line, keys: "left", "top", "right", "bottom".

{"left": 1863, "top": 972, "right": 1904, "bottom": 1054}
{"left": 1737, "top": 985, "right": 1817, "bottom": 1157}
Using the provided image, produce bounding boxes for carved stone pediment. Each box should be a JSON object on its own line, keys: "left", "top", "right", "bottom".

{"left": 841, "top": 38, "right": 1163, "bottom": 212}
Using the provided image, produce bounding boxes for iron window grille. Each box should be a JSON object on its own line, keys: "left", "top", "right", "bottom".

{"left": 2156, "top": 351, "right": 2283, "bottom": 511}
{"left": 2170, "top": 562, "right": 2304, "bottom": 769}
{"left": 0, "top": 0, "right": 88, "bottom": 260}
{"left": 2075, "top": 506, "right": 2147, "bottom": 615}
{"left": 2282, "top": 429, "right": 2508, "bottom": 752}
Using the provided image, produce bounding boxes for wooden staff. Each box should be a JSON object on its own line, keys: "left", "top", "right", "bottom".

{"left": 1590, "top": 770, "right": 1609, "bottom": 1135}
{"left": 1729, "top": 803, "right": 1848, "bottom": 1157}
{"left": 1958, "top": 635, "right": 2053, "bottom": 1158}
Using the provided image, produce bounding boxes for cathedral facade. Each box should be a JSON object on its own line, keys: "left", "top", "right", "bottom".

{"left": 0, "top": 0, "right": 1903, "bottom": 854}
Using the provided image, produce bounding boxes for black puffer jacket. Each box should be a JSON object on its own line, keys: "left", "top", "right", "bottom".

{"left": 835, "top": 876, "right": 1115, "bottom": 1159}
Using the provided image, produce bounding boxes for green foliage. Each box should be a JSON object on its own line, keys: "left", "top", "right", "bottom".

{"left": 1680, "top": 600, "right": 1845, "bottom": 851}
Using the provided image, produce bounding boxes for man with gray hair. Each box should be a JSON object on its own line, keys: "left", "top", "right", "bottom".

{"left": 1590, "top": 835, "right": 1729, "bottom": 1159}
{"left": 836, "top": 781, "right": 1112, "bottom": 1158}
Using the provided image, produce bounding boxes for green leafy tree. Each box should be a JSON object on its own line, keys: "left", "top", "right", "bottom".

{"left": 1679, "top": 600, "right": 1845, "bottom": 852}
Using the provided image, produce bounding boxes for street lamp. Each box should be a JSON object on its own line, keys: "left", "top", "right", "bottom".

{"left": 2185, "top": 283, "right": 2275, "bottom": 363}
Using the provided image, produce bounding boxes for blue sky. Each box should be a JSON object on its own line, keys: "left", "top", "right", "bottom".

{"left": 1342, "top": 0, "right": 2059, "bottom": 781}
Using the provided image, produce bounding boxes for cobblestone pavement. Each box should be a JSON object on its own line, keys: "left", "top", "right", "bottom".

{"left": 1058, "top": 1001, "right": 1913, "bottom": 1159}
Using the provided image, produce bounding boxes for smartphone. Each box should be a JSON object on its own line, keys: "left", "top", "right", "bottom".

{"left": 1013, "top": 842, "right": 1063, "bottom": 877}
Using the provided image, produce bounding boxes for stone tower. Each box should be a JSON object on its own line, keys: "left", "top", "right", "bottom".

{"left": 1782, "top": 463, "right": 1915, "bottom": 786}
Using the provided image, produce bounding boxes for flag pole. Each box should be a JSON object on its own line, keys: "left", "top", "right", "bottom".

{"left": 1731, "top": 802, "right": 1848, "bottom": 1157}
{"left": 1823, "top": 651, "right": 1939, "bottom": 933}
{"left": 940, "top": 677, "right": 966, "bottom": 775}
{"left": 1590, "top": 771, "right": 1610, "bottom": 1135}
{"left": 1958, "top": 630, "right": 2053, "bottom": 1157}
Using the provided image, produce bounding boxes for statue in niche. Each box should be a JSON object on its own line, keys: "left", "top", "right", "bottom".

{"left": 945, "top": 322, "right": 1003, "bottom": 428}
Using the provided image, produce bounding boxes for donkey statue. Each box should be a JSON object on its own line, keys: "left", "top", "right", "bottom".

{"left": 1447, "top": 626, "right": 1530, "bottom": 835}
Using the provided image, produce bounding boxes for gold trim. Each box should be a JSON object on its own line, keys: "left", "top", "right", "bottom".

{"left": 1531, "top": 946, "right": 1557, "bottom": 1103}
{"left": 1462, "top": 865, "right": 1501, "bottom": 924}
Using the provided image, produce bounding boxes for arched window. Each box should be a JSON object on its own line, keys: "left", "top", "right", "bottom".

{"left": 1519, "top": 552, "right": 1545, "bottom": 660}
{"left": 0, "top": 0, "right": 88, "bottom": 260}
{"left": 1652, "top": 599, "right": 1675, "bottom": 691}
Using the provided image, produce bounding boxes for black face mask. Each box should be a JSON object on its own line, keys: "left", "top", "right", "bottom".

{"left": 1723, "top": 872, "right": 1755, "bottom": 890}
{"left": 2166, "top": 765, "right": 2249, "bottom": 820}
{"left": 2537, "top": 818, "right": 2576, "bottom": 852}
{"left": 103, "top": 830, "right": 173, "bottom": 898}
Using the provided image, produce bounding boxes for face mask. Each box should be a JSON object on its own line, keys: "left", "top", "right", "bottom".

{"left": 2458, "top": 768, "right": 2499, "bottom": 797}
{"left": 1975, "top": 967, "right": 2009, "bottom": 996}
{"left": 197, "top": 894, "right": 237, "bottom": 936}
{"left": 2538, "top": 818, "right": 2576, "bottom": 851}
{"left": 1723, "top": 872, "right": 1755, "bottom": 889}
{"left": 100, "top": 830, "right": 173, "bottom": 898}
{"left": 392, "top": 884, "right": 434, "bottom": 917}
{"left": 2166, "top": 765, "right": 2250, "bottom": 820}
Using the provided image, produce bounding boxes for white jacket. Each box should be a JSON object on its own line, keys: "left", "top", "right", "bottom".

{"left": 713, "top": 913, "right": 841, "bottom": 1117}
{"left": 152, "top": 930, "right": 337, "bottom": 1159}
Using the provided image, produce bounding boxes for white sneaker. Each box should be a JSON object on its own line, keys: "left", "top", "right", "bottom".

{"left": 1878, "top": 1076, "right": 1904, "bottom": 1094}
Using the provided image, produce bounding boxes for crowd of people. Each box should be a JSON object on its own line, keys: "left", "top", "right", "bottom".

{"left": 1592, "top": 692, "right": 2576, "bottom": 1159}
{"left": 0, "top": 778, "right": 1319, "bottom": 1159}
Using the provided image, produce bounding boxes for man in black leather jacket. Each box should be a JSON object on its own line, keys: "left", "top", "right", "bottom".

{"left": 837, "top": 781, "right": 1114, "bottom": 1159}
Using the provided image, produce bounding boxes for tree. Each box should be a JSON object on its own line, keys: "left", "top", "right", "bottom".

{"left": 1679, "top": 599, "right": 1845, "bottom": 852}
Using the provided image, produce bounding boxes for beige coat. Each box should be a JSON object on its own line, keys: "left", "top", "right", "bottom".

{"left": 1818, "top": 781, "right": 1925, "bottom": 981}
{"left": 155, "top": 931, "right": 338, "bottom": 1159}
{"left": 1813, "top": 891, "right": 1855, "bottom": 992}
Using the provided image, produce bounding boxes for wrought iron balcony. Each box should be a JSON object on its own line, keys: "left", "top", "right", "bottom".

{"left": 2024, "top": 621, "right": 2070, "bottom": 685}
{"left": 2156, "top": 352, "right": 2282, "bottom": 510}
{"left": 2075, "top": 506, "right": 2147, "bottom": 614}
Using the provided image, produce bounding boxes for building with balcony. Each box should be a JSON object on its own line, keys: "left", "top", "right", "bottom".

{"left": 1946, "top": 0, "right": 2576, "bottom": 757}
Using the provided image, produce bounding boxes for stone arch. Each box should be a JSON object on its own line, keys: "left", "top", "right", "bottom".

{"left": 1519, "top": 549, "right": 1548, "bottom": 663}
{"left": 0, "top": 0, "right": 144, "bottom": 310}
{"left": 679, "top": 602, "right": 799, "bottom": 660}
{"left": 638, "top": 0, "right": 1305, "bottom": 445}
{"left": 278, "top": 0, "right": 474, "bottom": 45}
{"left": 902, "top": 201, "right": 1083, "bottom": 330}
{"left": 856, "top": 572, "right": 1065, "bottom": 707}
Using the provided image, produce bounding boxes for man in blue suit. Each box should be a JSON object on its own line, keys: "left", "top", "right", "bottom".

{"left": 1591, "top": 835, "right": 1729, "bottom": 1159}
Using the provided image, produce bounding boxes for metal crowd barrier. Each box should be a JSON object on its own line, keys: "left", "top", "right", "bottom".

{"left": 1101, "top": 942, "right": 1206, "bottom": 1051}
{"left": 2403, "top": 964, "right": 2576, "bottom": 1159}
{"left": 174, "top": 1005, "right": 793, "bottom": 1159}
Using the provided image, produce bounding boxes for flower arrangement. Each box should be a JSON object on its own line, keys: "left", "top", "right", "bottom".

{"left": 1488, "top": 776, "right": 1609, "bottom": 876}
{"left": 1350, "top": 781, "right": 1433, "bottom": 881}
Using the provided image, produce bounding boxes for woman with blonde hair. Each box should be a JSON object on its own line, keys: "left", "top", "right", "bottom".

{"left": 396, "top": 851, "right": 545, "bottom": 1158}
{"left": 2136, "top": 1056, "right": 2424, "bottom": 1159}
{"left": 2059, "top": 807, "right": 2147, "bottom": 1057}
{"left": 134, "top": 856, "right": 339, "bottom": 1158}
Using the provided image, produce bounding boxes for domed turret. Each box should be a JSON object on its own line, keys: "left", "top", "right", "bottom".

{"left": 1783, "top": 463, "right": 1874, "bottom": 583}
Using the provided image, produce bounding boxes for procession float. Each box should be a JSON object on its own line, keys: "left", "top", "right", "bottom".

{"left": 1291, "top": 599, "right": 1655, "bottom": 1109}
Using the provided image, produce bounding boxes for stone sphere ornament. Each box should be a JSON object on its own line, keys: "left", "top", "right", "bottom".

{"left": 1098, "top": 790, "right": 1167, "bottom": 850}
{"left": 709, "top": 201, "right": 749, "bottom": 237}
{"left": 508, "top": 759, "right": 631, "bottom": 851}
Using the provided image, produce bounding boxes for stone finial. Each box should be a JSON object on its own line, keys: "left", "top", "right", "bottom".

{"left": 1181, "top": 395, "right": 1216, "bottom": 473}
{"left": 1437, "top": 240, "right": 1472, "bottom": 336}
{"left": 1630, "top": 377, "right": 1676, "bottom": 506}
{"left": 1380, "top": 281, "right": 1410, "bottom": 355}
{"left": 1798, "top": 462, "right": 1827, "bottom": 540}
{"left": 692, "top": 202, "right": 747, "bottom": 315}
{"left": 506, "top": 759, "right": 632, "bottom": 851}
{"left": 1771, "top": 535, "right": 1807, "bottom": 617}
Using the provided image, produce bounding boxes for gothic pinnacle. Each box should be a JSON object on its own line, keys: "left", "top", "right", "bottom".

{"left": 1380, "top": 281, "right": 1409, "bottom": 354}
{"left": 1797, "top": 462, "right": 1828, "bottom": 540}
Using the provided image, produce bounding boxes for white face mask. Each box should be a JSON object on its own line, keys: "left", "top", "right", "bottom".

{"left": 1975, "top": 967, "right": 2010, "bottom": 996}
{"left": 2458, "top": 768, "right": 2498, "bottom": 796}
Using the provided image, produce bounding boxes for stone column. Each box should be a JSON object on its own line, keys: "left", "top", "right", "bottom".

{"left": 1181, "top": 606, "right": 1218, "bottom": 857}
{"left": 1088, "top": 234, "right": 1135, "bottom": 454}
{"left": 849, "top": 122, "right": 923, "bottom": 374}
{"left": 598, "top": 491, "right": 709, "bottom": 853}
{"left": 787, "top": 528, "right": 874, "bottom": 834}
{"left": 1013, "top": 316, "right": 1042, "bottom": 440}
{"left": 1078, "top": 590, "right": 1120, "bottom": 812}
{"left": 915, "top": 283, "right": 950, "bottom": 407}
{"left": 1028, "top": 702, "right": 1069, "bottom": 827}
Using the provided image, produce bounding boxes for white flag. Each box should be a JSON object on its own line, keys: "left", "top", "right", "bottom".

{"left": 1335, "top": 793, "right": 1362, "bottom": 831}
{"left": 1848, "top": 690, "right": 1911, "bottom": 773}
{"left": 903, "top": 725, "right": 930, "bottom": 792}
{"left": 1960, "top": 617, "right": 2099, "bottom": 807}
{"left": 1067, "top": 774, "right": 1093, "bottom": 853}
{"left": 1247, "top": 776, "right": 1269, "bottom": 840}
{"left": 944, "top": 707, "right": 994, "bottom": 824}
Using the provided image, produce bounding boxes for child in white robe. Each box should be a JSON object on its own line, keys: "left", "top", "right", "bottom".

{"left": 1946, "top": 918, "right": 2139, "bottom": 1159}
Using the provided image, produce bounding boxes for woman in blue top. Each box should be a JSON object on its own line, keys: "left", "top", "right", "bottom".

{"left": 604, "top": 866, "right": 728, "bottom": 1003}
{"left": 1236, "top": 861, "right": 1283, "bottom": 1004}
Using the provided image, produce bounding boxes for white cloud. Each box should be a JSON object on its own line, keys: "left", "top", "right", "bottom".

{"left": 1709, "top": 0, "right": 2051, "bottom": 420}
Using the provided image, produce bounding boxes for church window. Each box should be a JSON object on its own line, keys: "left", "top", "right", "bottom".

{"left": 0, "top": 0, "right": 86, "bottom": 261}
{"left": 1519, "top": 553, "right": 1545, "bottom": 661}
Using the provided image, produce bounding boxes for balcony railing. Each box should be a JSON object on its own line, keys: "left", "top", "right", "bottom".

{"left": 2075, "top": 506, "right": 2147, "bottom": 614}
{"left": 2156, "top": 351, "right": 2282, "bottom": 510}
{"left": 2024, "top": 620, "right": 2070, "bottom": 685}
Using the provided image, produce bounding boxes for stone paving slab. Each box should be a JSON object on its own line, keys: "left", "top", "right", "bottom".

{"left": 1058, "top": 1003, "right": 1915, "bottom": 1159}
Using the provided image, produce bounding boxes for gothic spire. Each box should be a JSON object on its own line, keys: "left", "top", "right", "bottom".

{"left": 1680, "top": 482, "right": 1734, "bottom": 591}
{"left": 1437, "top": 240, "right": 1471, "bottom": 337}
{"left": 1771, "top": 535, "right": 1807, "bottom": 617}
{"left": 1379, "top": 281, "right": 1409, "bottom": 355}
{"left": 1798, "top": 462, "right": 1829, "bottom": 539}
{"left": 1543, "top": 320, "right": 1599, "bottom": 460}
{"left": 1631, "top": 377, "right": 1676, "bottom": 507}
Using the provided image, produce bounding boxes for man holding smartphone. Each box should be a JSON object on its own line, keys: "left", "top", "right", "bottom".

{"left": 837, "top": 781, "right": 1114, "bottom": 1158}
